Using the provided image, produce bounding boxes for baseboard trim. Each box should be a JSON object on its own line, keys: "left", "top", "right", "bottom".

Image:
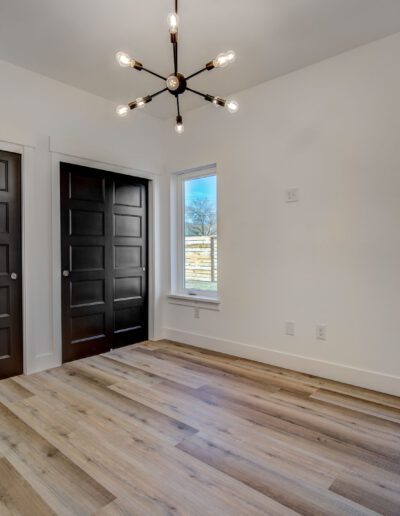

{"left": 162, "top": 327, "right": 400, "bottom": 397}
{"left": 25, "top": 353, "right": 61, "bottom": 376}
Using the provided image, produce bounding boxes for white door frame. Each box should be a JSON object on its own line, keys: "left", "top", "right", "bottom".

{"left": 51, "top": 150, "right": 162, "bottom": 367}
{"left": 0, "top": 138, "right": 35, "bottom": 375}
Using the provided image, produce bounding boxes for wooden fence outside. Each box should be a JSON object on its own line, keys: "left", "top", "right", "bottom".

{"left": 185, "top": 236, "right": 218, "bottom": 283}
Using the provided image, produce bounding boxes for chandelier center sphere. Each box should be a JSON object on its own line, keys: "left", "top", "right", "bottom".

{"left": 166, "top": 73, "right": 187, "bottom": 95}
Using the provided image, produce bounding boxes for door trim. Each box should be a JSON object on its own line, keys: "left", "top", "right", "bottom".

{"left": 51, "top": 151, "right": 161, "bottom": 369}
{"left": 0, "top": 139, "right": 35, "bottom": 375}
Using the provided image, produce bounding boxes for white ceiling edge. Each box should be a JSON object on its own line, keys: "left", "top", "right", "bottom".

{"left": 0, "top": 55, "right": 161, "bottom": 127}
{"left": 1, "top": 29, "right": 399, "bottom": 126}
{"left": 1, "top": 0, "right": 400, "bottom": 119}
{"left": 162, "top": 30, "right": 400, "bottom": 122}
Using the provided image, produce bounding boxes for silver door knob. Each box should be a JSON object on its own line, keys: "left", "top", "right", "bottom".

{"left": 142, "top": 267, "right": 146, "bottom": 272}
{"left": 62, "top": 270, "right": 70, "bottom": 277}
{"left": 10, "top": 272, "right": 18, "bottom": 280}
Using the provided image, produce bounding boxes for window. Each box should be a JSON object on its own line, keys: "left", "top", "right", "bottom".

{"left": 172, "top": 166, "right": 218, "bottom": 299}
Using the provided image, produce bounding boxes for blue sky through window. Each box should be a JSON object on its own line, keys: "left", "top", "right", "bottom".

{"left": 185, "top": 175, "right": 216, "bottom": 208}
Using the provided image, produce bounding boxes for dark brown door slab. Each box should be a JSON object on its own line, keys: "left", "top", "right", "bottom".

{"left": 60, "top": 162, "right": 148, "bottom": 363}
{"left": 0, "top": 151, "right": 23, "bottom": 379}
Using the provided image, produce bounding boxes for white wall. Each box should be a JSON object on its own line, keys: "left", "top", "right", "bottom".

{"left": 0, "top": 58, "right": 164, "bottom": 374}
{"left": 2, "top": 32, "right": 400, "bottom": 396}
{"left": 162, "top": 33, "right": 400, "bottom": 396}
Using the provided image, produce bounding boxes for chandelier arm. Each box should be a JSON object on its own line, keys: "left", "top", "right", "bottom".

{"left": 186, "top": 67, "right": 208, "bottom": 81}
{"left": 173, "top": 42, "right": 178, "bottom": 75}
{"left": 186, "top": 86, "right": 209, "bottom": 99}
{"left": 149, "top": 87, "right": 168, "bottom": 99}
{"left": 141, "top": 67, "right": 167, "bottom": 81}
{"left": 171, "top": 0, "right": 178, "bottom": 74}
{"left": 176, "top": 96, "right": 181, "bottom": 117}
{"left": 176, "top": 0, "right": 178, "bottom": 71}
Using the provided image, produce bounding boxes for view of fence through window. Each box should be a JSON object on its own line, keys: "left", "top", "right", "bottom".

{"left": 184, "top": 174, "right": 217, "bottom": 292}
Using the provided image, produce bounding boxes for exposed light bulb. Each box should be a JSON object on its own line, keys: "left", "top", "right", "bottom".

{"left": 167, "top": 12, "right": 179, "bottom": 34}
{"left": 116, "top": 104, "right": 130, "bottom": 117}
{"left": 225, "top": 50, "right": 236, "bottom": 64}
{"left": 166, "top": 75, "right": 180, "bottom": 91}
{"left": 225, "top": 98, "right": 239, "bottom": 114}
{"left": 214, "top": 52, "right": 228, "bottom": 68}
{"left": 213, "top": 50, "right": 236, "bottom": 69}
{"left": 175, "top": 116, "right": 184, "bottom": 134}
{"left": 136, "top": 97, "right": 146, "bottom": 109}
{"left": 116, "top": 51, "right": 133, "bottom": 68}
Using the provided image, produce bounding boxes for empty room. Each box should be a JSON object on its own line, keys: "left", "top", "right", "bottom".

{"left": 0, "top": 0, "right": 400, "bottom": 514}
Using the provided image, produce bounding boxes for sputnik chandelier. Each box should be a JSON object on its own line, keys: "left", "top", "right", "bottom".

{"left": 115, "top": 0, "right": 239, "bottom": 133}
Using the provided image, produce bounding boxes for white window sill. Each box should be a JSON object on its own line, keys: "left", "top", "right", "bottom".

{"left": 167, "top": 293, "right": 221, "bottom": 311}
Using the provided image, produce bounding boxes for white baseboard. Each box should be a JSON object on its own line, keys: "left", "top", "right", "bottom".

{"left": 25, "top": 353, "right": 61, "bottom": 375}
{"left": 162, "top": 327, "right": 400, "bottom": 397}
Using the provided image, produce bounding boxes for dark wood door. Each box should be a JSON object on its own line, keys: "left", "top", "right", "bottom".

{"left": 0, "top": 151, "right": 23, "bottom": 379}
{"left": 60, "top": 163, "right": 148, "bottom": 363}
{"left": 110, "top": 175, "right": 148, "bottom": 348}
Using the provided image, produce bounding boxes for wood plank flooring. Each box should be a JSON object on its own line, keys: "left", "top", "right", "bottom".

{"left": 0, "top": 340, "right": 400, "bottom": 515}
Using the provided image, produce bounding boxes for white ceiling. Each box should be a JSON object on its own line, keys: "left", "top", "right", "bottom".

{"left": 1, "top": 0, "right": 400, "bottom": 119}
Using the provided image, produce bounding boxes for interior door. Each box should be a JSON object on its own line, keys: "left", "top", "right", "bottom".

{"left": 111, "top": 175, "right": 148, "bottom": 348}
{"left": 60, "top": 162, "right": 148, "bottom": 363}
{"left": 0, "top": 151, "right": 23, "bottom": 379}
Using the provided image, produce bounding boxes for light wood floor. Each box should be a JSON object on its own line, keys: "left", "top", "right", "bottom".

{"left": 0, "top": 341, "right": 400, "bottom": 515}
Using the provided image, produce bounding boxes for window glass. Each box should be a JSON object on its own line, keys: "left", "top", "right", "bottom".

{"left": 184, "top": 174, "right": 217, "bottom": 293}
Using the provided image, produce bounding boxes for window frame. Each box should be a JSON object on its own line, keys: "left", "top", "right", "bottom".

{"left": 171, "top": 164, "right": 218, "bottom": 300}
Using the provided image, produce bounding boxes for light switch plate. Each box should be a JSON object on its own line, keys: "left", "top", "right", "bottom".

{"left": 285, "top": 188, "right": 299, "bottom": 203}
{"left": 316, "top": 325, "right": 327, "bottom": 340}
{"left": 285, "top": 321, "right": 295, "bottom": 336}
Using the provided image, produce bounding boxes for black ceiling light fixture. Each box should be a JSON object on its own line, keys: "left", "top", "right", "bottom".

{"left": 115, "top": 0, "right": 239, "bottom": 133}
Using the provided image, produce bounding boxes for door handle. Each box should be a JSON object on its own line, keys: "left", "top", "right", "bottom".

{"left": 62, "top": 270, "right": 70, "bottom": 277}
{"left": 10, "top": 272, "right": 18, "bottom": 280}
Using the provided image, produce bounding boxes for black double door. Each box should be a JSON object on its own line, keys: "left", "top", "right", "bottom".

{"left": 0, "top": 151, "right": 23, "bottom": 379}
{"left": 60, "top": 162, "right": 148, "bottom": 363}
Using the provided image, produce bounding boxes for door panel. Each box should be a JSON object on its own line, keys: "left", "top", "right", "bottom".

{"left": 114, "top": 245, "right": 142, "bottom": 269}
{"left": 0, "top": 151, "right": 23, "bottom": 379}
{"left": 114, "top": 214, "right": 141, "bottom": 237}
{"left": 114, "top": 276, "right": 142, "bottom": 301}
{"left": 71, "top": 279, "right": 105, "bottom": 307}
{"left": 61, "top": 163, "right": 148, "bottom": 362}
{"left": 69, "top": 173, "right": 105, "bottom": 202}
{"left": 71, "top": 245, "right": 105, "bottom": 271}
{"left": 70, "top": 209, "right": 105, "bottom": 236}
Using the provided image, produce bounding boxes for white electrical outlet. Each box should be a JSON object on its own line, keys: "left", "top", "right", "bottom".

{"left": 285, "top": 188, "right": 299, "bottom": 203}
{"left": 194, "top": 307, "right": 200, "bottom": 319}
{"left": 285, "top": 321, "right": 295, "bottom": 336}
{"left": 316, "top": 325, "right": 327, "bottom": 340}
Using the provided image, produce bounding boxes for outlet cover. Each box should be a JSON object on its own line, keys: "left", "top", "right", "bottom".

{"left": 285, "top": 321, "right": 295, "bottom": 336}
{"left": 285, "top": 188, "right": 299, "bottom": 203}
{"left": 316, "top": 325, "right": 327, "bottom": 340}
